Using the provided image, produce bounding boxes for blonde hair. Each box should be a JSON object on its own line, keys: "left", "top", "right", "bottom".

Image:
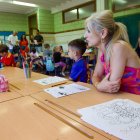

{"left": 85, "top": 10, "right": 130, "bottom": 60}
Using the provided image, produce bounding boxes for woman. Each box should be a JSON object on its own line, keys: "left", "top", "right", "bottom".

{"left": 84, "top": 10, "right": 140, "bottom": 94}
{"left": 19, "top": 34, "right": 29, "bottom": 55}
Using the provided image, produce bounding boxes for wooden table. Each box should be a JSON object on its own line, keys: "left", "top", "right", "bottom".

{"left": 0, "top": 84, "right": 22, "bottom": 103}
{"left": 0, "top": 96, "right": 108, "bottom": 140}
{"left": 1, "top": 67, "right": 70, "bottom": 96}
{"left": 31, "top": 82, "right": 140, "bottom": 140}
{"left": 0, "top": 67, "right": 140, "bottom": 140}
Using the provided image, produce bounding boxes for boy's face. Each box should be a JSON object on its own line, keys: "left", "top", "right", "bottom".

{"left": 68, "top": 47, "right": 76, "bottom": 59}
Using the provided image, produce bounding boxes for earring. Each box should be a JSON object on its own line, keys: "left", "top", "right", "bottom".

{"left": 101, "top": 38, "right": 105, "bottom": 44}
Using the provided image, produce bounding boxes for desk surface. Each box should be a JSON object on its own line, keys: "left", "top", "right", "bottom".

{"left": 0, "top": 67, "right": 140, "bottom": 140}
{"left": 0, "top": 85, "right": 22, "bottom": 103}
{"left": 31, "top": 82, "right": 140, "bottom": 140}
{"left": 0, "top": 67, "right": 70, "bottom": 96}
{"left": 0, "top": 96, "right": 109, "bottom": 140}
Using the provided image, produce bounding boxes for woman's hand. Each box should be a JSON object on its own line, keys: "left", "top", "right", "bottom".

{"left": 96, "top": 73, "right": 121, "bottom": 93}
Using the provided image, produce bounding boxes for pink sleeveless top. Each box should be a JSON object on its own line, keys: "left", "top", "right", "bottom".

{"left": 100, "top": 53, "right": 140, "bottom": 95}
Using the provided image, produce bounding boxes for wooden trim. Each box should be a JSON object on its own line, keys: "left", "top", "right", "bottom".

{"left": 112, "top": 1, "right": 140, "bottom": 13}
{"left": 63, "top": 17, "right": 86, "bottom": 24}
{"left": 0, "top": 31, "right": 26, "bottom": 32}
{"left": 62, "top": 0, "right": 96, "bottom": 24}
{"left": 40, "top": 32, "right": 55, "bottom": 34}
{"left": 63, "top": 1, "right": 95, "bottom": 13}
{"left": 40, "top": 28, "right": 84, "bottom": 35}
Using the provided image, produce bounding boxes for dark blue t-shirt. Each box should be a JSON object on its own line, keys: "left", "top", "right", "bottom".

{"left": 70, "top": 58, "right": 87, "bottom": 83}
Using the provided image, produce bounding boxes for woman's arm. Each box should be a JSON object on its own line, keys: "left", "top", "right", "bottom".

{"left": 93, "top": 44, "right": 124, "bottom": 93}
{"left": 92, "top": 49, "right": 104, "bottom": 86}
{"left": 96, "top": 42, "right": 126, "bottom": 93}
{"left": 109, "top": 42, "right": 127, "bottom": 81}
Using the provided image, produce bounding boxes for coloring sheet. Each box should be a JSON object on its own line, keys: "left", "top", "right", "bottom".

{"left": 78, "top": 99, "right": 140, "bottom": 140}
{"left": 44, "top": 83, "right": 90, "bottom": 98}
{"left": 33, "top": 76, "right": 67, "bottom": 85}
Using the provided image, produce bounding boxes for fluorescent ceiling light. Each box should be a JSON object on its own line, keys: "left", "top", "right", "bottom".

{"left": 79, "top": 9, "right": 84, "bottom": 14}
{"left": 13, "top": 1, "right": 37, "bottom": 7}
{"left": 70, "top": 9, "right": 77, "bottom": 13}
{"left": 115, "top": 0, "right": 127, "bottom": 4}
{"left": 70, "top": 9, "right": 84, "bottom": 14}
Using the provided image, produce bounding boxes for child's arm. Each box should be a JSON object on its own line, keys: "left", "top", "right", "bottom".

{"left": 11, "top": 55, "right": 16, "bottom": 67}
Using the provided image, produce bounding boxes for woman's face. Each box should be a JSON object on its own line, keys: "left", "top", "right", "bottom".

{"left": 22, "top": 35, "right": 25, "bottom": 39}
{"left": 84, "top": 27, "right": 101, "bottom": 48}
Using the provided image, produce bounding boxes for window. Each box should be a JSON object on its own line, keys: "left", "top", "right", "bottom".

{"left": 112, "top": 0, "right": 140, "bottom": 12}
{"left": 62, "top": 1, "right": 96, "bottom": 24}
{"left": 64, "top": 9, "right": 77, "bottom": 23}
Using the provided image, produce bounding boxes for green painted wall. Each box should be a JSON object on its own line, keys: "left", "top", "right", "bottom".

{"left": 54, "top": 12, "right": 84, "bottom": 32}
{"left": 53, "top": 1, "right": 140, "bottom": 33}
{"left": 114, "top": 8, "right": 140, "bottom": 17}
{"left": 37, "top": 9, "right": 54, "bottom": 32}
{"left": 0, "top": 12, "right": 28, "bottom": 33}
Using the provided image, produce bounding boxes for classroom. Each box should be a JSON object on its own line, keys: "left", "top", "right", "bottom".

{"left": 0, "top": 0, "right": 140, "bottom": 140}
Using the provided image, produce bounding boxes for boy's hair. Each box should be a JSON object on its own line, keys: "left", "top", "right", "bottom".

{"left": 0, "top": 44, "right": 9, "bottom": 53}
{"left": 68, "top": 39, "right": 87, "bottom": 55}
{"left": 31, "top": 47, "right": 36, "bottom": 53}
{"left": 44, "top": 43, "right": 50, "bottom": 49}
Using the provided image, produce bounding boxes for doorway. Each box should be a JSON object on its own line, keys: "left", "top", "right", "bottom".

{"left": 28, "top": 14, "right": 38, "bottom": 36}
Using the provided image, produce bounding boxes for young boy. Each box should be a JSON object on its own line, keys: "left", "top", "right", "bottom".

{"left": 43, "top": 43, "right": 52, "bottom": 57}
{"left": 0, "top": 44, "right": 16, "bottom": 66}
{"left": 68, "top": 39, "right": 87, "bottom": 82}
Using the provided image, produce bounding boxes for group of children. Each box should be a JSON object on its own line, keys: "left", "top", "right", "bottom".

{"left": 0, "top": 37, "right": 92, "bottom": 83}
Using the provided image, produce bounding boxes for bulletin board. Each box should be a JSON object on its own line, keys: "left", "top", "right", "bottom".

{"left": 0, "top": 31, "right": 25, "bottom": 44}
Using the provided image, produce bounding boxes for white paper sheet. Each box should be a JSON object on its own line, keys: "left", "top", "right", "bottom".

{"left": 33, "top": 76, "right": 67, "bottom": 85}
{"left": 44, "top": 83, "right": 90, "bottom": 98}
{"left": 78, "top": 99, "right": 140, "bottom": 140}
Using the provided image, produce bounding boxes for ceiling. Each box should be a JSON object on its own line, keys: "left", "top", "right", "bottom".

{"left": 0, "top": 0, "right": 71, "bottom": 14}
{"left": 0, "top": 0, "right": 139, "bottom": 14}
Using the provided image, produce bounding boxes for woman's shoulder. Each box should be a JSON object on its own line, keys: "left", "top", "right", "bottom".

{"left": 112, "top": 40, "right": 130, "bottom": 52}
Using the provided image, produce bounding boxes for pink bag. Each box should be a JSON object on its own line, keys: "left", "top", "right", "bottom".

{"left": 0, "top": 75, "right": 9, "bottom": 92}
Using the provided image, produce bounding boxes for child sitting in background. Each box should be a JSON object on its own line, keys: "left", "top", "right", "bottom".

{"left": 30, "top": 48, "right": 43, "bottom": 71}
{"left": 53, "top": 46, "right": 66, "bottom": 76}
{"left": 68, "top": 39, "right": 87, "bottom": 83}
{"left": 56, "top": 45, "right": 65, "bottom": 56}
{"left": 13, "top": 41, "right": 20, "bottom": 65}
{"left": 0, "top": 44, "right": 16, "bottom": 67}
{"left": 85, "top": 46, "right": 97, "bottom": 65}
{"left": 43, "top": 43, "right": 52, "bottom": 60}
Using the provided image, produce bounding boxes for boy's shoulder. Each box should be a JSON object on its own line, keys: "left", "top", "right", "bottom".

{"left": 74, "top": 58, "right": 87, "bottom": 67}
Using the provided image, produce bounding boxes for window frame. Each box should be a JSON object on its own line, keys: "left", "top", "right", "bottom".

{"left": 112, "top": 0, "right": 140, "bottom": 12}
{"left": 62, "top": 1, "right": 96, "bottom": 24}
